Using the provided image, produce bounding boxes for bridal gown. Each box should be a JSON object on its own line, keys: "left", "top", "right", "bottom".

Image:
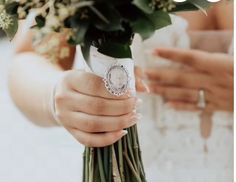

{"left": 131, "top": 16, "right": 234, "bottom": 182}
{"left": 75, "top": 15, "right": 233, "bottom": 182}
{"left": 8, "top": 14, "right": 231, "bottom": 182}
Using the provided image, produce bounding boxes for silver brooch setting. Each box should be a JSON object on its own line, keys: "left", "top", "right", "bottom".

{"left": 103, "top": 63, "right": 130, "bottom": 96}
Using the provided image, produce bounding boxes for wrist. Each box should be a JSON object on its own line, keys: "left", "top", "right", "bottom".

{"left": 47, "top": 72, "right": 66, "bottom": 127}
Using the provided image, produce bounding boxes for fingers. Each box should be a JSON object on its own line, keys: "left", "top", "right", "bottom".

{"left": 69, "top": 129, "right": 128, "bottom": 147}
{"left": 154, "top": 48, "right": 234, "bottom": 74}
{"left": 145, "top": 68, "right": 212, "bottom": 90}
{"left": 153, "top": 85, "right": 200, "bottom": 103}
{"left": 135, "top": 67, "right": 150, "bottom": 93}
{"left": 63, "top": 92, "right": 137, "bottom": 116}
{"left": 64, "top": 70, "right": 131, "bottom": 99}
{"left": 63, "top": 111, "right": 139, "bottom": 133}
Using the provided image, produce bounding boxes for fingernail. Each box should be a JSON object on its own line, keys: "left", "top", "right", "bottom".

{"left": 127, "top": 89, "right": 136, "bottom": 98}
{"left": 131, "top": 113, "right": 142, "bottom": 121}
{"left": 132, "top": 109, "right": 137, "bottom": 114}
{"left": 141, "top": 80, "right": 150, "bottom": 93}
{"left": 136, "top": 113, "right": 142, "bottom": 120}
{"left": 122, "top": 130, "right": 128, "bottom": 136}
{"left": 152, "top": 49, "right": 159, "bottom": 56}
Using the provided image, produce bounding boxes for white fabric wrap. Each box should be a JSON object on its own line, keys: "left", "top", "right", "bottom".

{"left": 74, "top": 46, "right": 136, "bottom": 95}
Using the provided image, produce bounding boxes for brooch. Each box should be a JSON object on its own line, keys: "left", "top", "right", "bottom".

{"left": 103, "top": 63, "right": 130, "bottom": 96}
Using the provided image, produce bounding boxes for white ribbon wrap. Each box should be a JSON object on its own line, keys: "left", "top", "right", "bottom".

{"left": 74, "top": 46, "right": 136, "bottom": 96}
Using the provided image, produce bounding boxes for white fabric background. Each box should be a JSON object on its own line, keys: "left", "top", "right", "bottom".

{"left": 0, "top": 40, "right": 84, "bottom": 182}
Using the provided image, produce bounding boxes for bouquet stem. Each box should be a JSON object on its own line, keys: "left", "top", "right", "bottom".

{"left": 82, "top": 124, "right": 146, "bottom": 182}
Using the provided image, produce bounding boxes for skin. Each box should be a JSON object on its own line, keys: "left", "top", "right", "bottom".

{"left": 178, "top": 0, "right": 234, "bottom": 30}
{"left": 146, "top": 48, "right": 234, "bottom": 112}
{"left": 9, "top": 23, "right": 141, "bottom": 147}
{"left": 136, "top": 0, "right": 234, "bottom": 112}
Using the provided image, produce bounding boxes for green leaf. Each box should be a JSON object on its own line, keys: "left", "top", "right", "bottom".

{"left": 172, "top": 0, "right": 211, "bottom": 12}
{"left": 0, "top": 0, "right": 5, "bottom": 5}
{"left": 81, "top": 39, "right": 91, "bottom": 62}
{"left": 147, "top": 11, "right": 171, "bottom": 30}
{"left": 98, "top": 42, "right": 132, "bottom": 59}
{"left": 189, "top": 0, "right": 211, "bottom": 9}
{"left": 5, "top": 2, "right": 19, "bottom": 15}
{"left": 188, "top": 0, "right": 211, "bottom": 15}
{"left": 91, "top": 5, "right": 123, "bottom": 32}
{"left": 72, "top": 22, "right": 89, "bottom": 44}
{"left": 3, "top": 15, "right": 18, "bottom": 40}
{"left": 35, "top": 15, "right": 45, "bottom": 28}
{"left": 131, "top": 17, "right": 155, "bottom": 40}
{"left": 132, "top": 0, "right": 153, "bottom": 14}
{"left": 131, "top": 11, "right": 171, "bottom": 40}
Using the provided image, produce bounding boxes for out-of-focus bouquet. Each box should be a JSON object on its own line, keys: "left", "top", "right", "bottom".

{"left": 0, "top": 0, "right": 210, "bottom": 60}
{"left": 0, "top": 0, "right": 211, "bottom": 181}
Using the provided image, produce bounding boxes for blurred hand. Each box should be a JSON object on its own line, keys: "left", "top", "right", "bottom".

{"left": 144, "top": 48, "right": 233, "bottom": 112}
{"left": 54, "top": 70, "right": 140, "bottom": 147}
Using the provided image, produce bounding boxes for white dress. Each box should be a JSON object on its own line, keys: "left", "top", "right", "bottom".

{"left": 131, "top": 16, "right": 234, "bottom": 182}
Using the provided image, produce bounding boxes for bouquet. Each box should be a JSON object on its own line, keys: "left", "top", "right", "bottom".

{"left": 0, "top": 0, "right": 211, "bottom": 181}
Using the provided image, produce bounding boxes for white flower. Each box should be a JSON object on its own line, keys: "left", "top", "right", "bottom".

{"left": 0, "top": 9, "right": 13, "bottom": 30}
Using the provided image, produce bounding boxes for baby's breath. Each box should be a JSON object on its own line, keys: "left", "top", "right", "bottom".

{"left": 150, "top": 0, "right": 176, "bottom": 11}
{"left": 0, "top": 9, "right": 13, "bottom": 30}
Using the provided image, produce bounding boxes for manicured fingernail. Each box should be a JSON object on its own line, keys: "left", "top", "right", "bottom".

{"left": 122, "top": 130, "right": 128, "bottom": 136}
{"left": 132, "top": 109, "right": 137, "bottom": 114}
{"left": 132, "top": 113, "right": 142, "bottom": 121}
{"left": 136, "top": 113, "right": 142, "bottom": 120}
{"left": 152, "top": 49, "right": 159, "bottom": 56}
{"left": 127, "top": 89, "right": 136, "bottom": 98}
{"left": 141, "top": 80, "right": 150, "bottom": 93}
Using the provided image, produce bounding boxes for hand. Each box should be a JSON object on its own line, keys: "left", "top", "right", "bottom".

{"left": 145, "top": 48, "right": 233, "bottom": 112}
{"left": 54, "top": 70, "right": 139, "bottom": 147}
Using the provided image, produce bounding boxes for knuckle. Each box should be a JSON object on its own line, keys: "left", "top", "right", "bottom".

{"left": 54, "top": 92, "right": 68, "bottom": 105}
{"left": 123, "top": 99, "right": 135, "bottom": 112}
{"left": 117, "top": 119, "right": 127, "bottom": 130}
{"left": 174, "top": 74, "right": 186, "bottom": 86}
{"left": 182, "top": 91, "right": 194, "bottom": 101}
{"left": 92, "top": 99, "right": 104, "bottom": 114}
{"left": 185, "top": 53, "right": 197, "bottom": 66}
{"left": 85, "top": 120, "right": 99, "bottom": 132}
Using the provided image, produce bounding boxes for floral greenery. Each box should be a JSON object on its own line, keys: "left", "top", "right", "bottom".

{"left": 0, "top": 0, "right": 211, "bottom": 60}
{"left": 0, "top": 0, "right": 212, "bottom": 182}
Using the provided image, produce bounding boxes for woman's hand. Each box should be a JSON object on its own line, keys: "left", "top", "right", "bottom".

{"left": 54, "top": 70, "right": 139, "bottom": 147}
{"left": 144, "top": 48, "right": 233, "bottom": 112}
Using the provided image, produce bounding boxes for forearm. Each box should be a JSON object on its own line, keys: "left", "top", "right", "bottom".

{"left": 8, "top": 52, "right": 65, "bottom": 127}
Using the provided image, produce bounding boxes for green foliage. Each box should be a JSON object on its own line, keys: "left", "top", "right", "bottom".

{"left": 0, "top": 0, "right": 5, "bottom": 5}
{"left": 132, "top": 0, "right": 153, "bottom": 14}
{"left": 98, "top": 42, "right": 132, "bottom": 58}
{"left": 2, "top": 0, "right": 214, "bottom": 60}
{"left": 3, "top": 15, "right": 18, "bottom": 40}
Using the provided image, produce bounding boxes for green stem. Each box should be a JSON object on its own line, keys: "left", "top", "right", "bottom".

{"left": 131, "top": 126, "right": 140, "bottom": 176}
{"left": 112, "top": 145, "right": 122, "bottom": 182}
{"left": 123, "top": 152, "right": 142, "bottom": 182}
{"left": 85, "top": 147, "right": 90, "bottom": 182}
{"left": 126, "top": 127, "right": 138, "bottom": 171}
{"left": 108, "top": 146, "right": 113, "bottom": 182}
{"left": 98, "top": 148, "right": 106, "bottom": 182}
{"left": 118, "top": 140, "right": 124, "bottom": 182}
{"left": 89, "top": 148, "right": 94, "bottom": 182}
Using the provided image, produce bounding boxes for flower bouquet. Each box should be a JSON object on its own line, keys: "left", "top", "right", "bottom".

{"left": 0, "top": 0, "right": 211, "bottom": 181}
